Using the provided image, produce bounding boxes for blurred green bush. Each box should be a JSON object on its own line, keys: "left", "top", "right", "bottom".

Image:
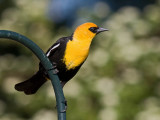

{"left": 0, "top": 0, "right": 160, "bottom": 120}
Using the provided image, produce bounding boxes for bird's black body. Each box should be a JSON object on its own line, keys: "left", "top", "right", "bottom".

{"left": 42, "top": 36, "right": 82, "bottom": 85}
{"left": 15, "top": 36, "right": 82, "bottom": 94}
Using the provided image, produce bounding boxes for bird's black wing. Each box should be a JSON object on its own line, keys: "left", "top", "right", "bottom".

{"left": 39, "top": 39, "right": 61, "bottom": 71}
{"left": 46, "top": 36, "right": 72, "bottom": 57}
{"left": 39, "top": 36, "right": 71, "bottom": 72}
{"left": 46, "top": 40, "right": 61, "bottom": 57}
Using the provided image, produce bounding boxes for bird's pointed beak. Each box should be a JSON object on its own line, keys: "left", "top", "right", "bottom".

{"left": 96, "top": 27, "right": 109, "bottom": 34}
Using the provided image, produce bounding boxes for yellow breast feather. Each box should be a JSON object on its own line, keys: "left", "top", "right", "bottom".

{"left": 63, "top": 40, "right": 90, "bottom": 70}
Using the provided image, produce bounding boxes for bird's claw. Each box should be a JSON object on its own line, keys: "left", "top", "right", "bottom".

{"left": 52, "top": 62, "right": 59, "bottom": 74}
{"left": 46, "top": 62, "right": 59, "bottom": 75}
{"left": 53, "top": 68, "right": 59, "bottom": 74}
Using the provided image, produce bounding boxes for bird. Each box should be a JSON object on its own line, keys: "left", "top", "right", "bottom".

{"left": 15, "top": 22, "right": 108, "bottom": 95}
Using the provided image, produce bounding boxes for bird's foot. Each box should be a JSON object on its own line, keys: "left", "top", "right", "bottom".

{"left": 52, "top": 62, "right": 59, "bottom": 74}
{"left": 53, "top": 68, "right": 59, "bottom": 74}
{"left": 47, "top": 62, "right": 59, "bottom": 74}
{"left": 52, "top": 62, "right": 57, "bottom": 69}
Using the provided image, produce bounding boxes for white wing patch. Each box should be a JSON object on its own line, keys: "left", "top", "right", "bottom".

{"left": 46, "top": 43, "right": 60, "bottom": 56}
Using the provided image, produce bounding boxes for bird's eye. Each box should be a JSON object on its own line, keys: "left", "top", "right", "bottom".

{"left": 89, "top": 27, "right": 98, "bottom": 33}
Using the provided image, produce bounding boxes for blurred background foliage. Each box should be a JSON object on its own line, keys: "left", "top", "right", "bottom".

{"left": 0, "top": 0, "right": 160, "bottom": 120}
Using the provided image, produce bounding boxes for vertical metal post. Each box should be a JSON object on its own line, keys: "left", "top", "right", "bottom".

{"left": 0, "top": 30, "right": 66, "bottom": 120}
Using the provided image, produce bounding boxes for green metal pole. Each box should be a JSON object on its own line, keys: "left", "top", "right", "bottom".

{"left": 0, "top": 30, "right": 66, "bottom": 120}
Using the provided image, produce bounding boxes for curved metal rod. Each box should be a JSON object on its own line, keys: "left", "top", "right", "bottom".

{"left": 0, "top": 30, "right": 66, "bottom": 120}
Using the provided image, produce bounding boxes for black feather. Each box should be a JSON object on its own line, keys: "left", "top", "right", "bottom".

{"left": 15, "top": 71, "right": 46, "bottom": 95}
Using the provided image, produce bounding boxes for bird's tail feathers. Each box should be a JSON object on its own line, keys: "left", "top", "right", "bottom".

{"left": 15, "top": 71, "right": 46, "bottom": 95}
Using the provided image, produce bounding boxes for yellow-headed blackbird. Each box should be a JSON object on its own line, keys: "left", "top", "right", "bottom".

{"left": 15, "top": 22, "right": 108, "bottom": 95}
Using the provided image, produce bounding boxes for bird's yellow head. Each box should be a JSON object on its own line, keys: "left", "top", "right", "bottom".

{"left": 73, "top": 22, "right": 108, "bottom": 41}
{"left": 64, "top": 22, "right": 108, "bottom": 70}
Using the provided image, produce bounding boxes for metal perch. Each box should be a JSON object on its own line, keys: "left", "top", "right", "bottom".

{"left": 0, "top": 30, "right": 66, "bottom": 120}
